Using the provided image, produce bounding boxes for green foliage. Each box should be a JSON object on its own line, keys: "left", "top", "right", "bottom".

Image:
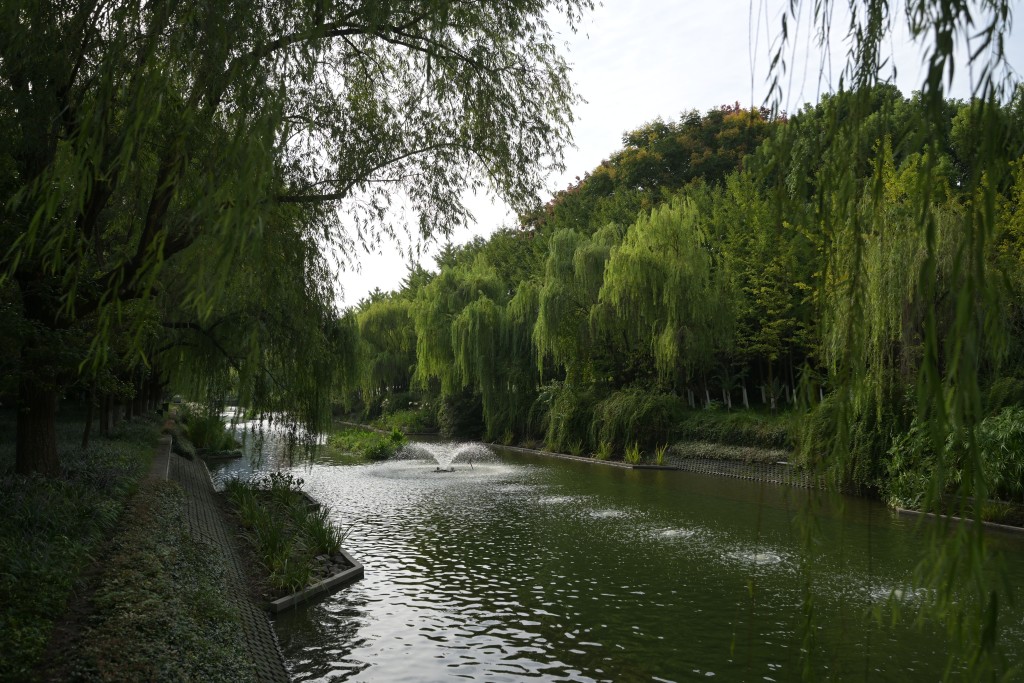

{"left": 225, "top": 472, "right": 347, "bottom": 594}
{"left": 985, "top": 376, "right": 1024, "bottom": 414}
{"left": 599, "top": 196, "right": 734, "bottom": 386}
{"left": 326, "top": 426, "right": 407, "bottom": 461}
{"left": 435, "top": 389, "right": 487, "bottom": 440}
{"left": 623, "top": 442, "right": 642, "bottom": 464}
{"left": 677, "top": 409, "right": 793, "bottom": 450}
{"left": 534, "top": 382, "right": 603, "bottom": 454}
{"left": 181, "top": 410, "right": 237, "bottom": 451}
{"left": 653, "top": 444, "right": 668, "bottom": 466}
{"left": 975, "top": 408, "right": 1024, "bottom": 504}
{"left": 376, "top": 408, "right": 437, "bottom": 434}
{"left": 590, "top": 389, "right": 687, "bottom": 452}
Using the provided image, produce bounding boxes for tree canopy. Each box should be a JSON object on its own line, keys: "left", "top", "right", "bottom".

{"left": 0, "top": 0, "right": 593, "bottom": 474}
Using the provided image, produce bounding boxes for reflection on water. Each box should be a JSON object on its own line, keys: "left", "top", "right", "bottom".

{"left": 210, "top": 421, "right": 1024, "bottom": 682}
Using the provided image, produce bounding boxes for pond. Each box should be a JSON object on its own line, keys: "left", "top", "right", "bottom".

{"left": 210, "top": 428, "right": 1024, "bottom": 682}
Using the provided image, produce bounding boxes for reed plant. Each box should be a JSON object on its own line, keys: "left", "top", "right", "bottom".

{"left": 624, "top": 442, "right": 642, "bottom": 464}
{"left": 654, "top": 444, "right": 668, "bottom": 466}
{"left": 224, "top": 473, "right": 348, "bottom": 594}
{"left": 595, "top": 441, "right": 613, "bottom": 460}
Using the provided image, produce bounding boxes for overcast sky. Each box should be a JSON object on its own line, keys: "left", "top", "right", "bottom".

{"left": 335, "top": 0, "right": 1024, "bottom": 307}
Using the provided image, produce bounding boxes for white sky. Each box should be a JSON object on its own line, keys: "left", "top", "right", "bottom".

{"left": 335, "top": 0, "right": 1024, "bottom": 307}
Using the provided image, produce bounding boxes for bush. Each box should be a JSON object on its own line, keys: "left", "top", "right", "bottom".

{"left": 976, "top": 407, "right": 1024, "bottom": 503}
{"left": 676, "top": 409, "right": 794, "bottom": 450}
{"left": 985, "top": 376, "right": 1024, "bottom": 414}
{"left": 533, "top": 382, "right": 604, "bottom": 454}
{"left": 377, "top": 407, "right": 437, "bottom": 434}
{"left": 327, "top": 426, "right": 407, "bottom": 461}
{"left": 590, "top": 389, "right": 687, "bottom": 452}
{"left": 436, "top": 389, "right": 485, "bottom": 439}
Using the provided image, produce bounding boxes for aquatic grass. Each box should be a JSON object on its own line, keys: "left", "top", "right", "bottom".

{"left": 595, "top": 441, "right": 613, "bottom": 460}
{"left": 223, "top": 473, "right": 348, "bottom": 594}
{"left": 654, "top": 444, "right": 668, "bottom": 466}
{"left": 185, "top": 412, "right": 237, "bottom": 451}
{"left": 624, "top": 442, "right": 643, "bottom": 464}
{"left": 295, "top": 506, "right": 347, "bottom": 556}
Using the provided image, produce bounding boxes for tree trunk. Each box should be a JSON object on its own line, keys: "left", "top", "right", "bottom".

{"left": 125, "top": 395, "right": 135, "bottom": 421}
{"left": 742, "top": 384, "right": 749, "bottom": 409}
{"left": 82, "top": 389, "right": 95, "bottom": 450}
{"left": 15, "top": 379, "right": 60, "bottom": 476}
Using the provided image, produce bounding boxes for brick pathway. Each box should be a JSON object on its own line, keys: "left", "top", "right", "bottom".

{"left": 153, "top": 437, "right": 290, "bottom": 682}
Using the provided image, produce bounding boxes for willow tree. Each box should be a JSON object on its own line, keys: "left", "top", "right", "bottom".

{"left": 411, "top": 255, "right": 536, "bottom": 439}
{"left": 0, "top": 0, "right": 591, "bottom": 474}
{"left": 598, "top": 196, "right": 734, "bottom": 398}
{"left": 533, "top": 223, "right": 623, "bottom": 384}
{"left": 354, "top": 296, "right": 417, "bottom": 410}
{"left": 770, "top": 0, "right": 1022, "bottom": 674}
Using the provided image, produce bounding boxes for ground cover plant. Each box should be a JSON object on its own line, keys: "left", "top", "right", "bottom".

{"left": 224, "top": 472, "right": 348, "bottom": 594}
{"left": 55, "top": 480, "right": 257, "bottom": 682}
{"left": 0, "top": 411, "right": 157, "bottom": 680}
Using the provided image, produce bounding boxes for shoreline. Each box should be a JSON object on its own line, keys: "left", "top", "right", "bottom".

{"left": 335, "top": 420, "right": 1024, "bottom": 530}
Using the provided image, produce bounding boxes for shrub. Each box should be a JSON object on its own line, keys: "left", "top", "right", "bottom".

{"left": 985, "top": 376, "right": 1024, "bottom": 415}
{"left": 436, "top": 389, "right": 485, "bottom": 439}
{"left": 185, "top": 412, "right": 237, "bottom": 451}
{"left": 327, "top": 426, "right": 407, "bottom": 461}
{"left": 534, "top": 382, "right": 603, "bottom": 454}
{"left": 590, "top": 389, "right": 687, "bottom": 452}
{"left": 677, "top": 409, "right": 794, "bottom": 450}
{"left": 624, "top": 442, "right": 642, "bottom": 464}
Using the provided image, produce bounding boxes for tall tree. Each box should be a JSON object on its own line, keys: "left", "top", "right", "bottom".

{"left": 0, "top": 0, "right": 592, "bottom": 474}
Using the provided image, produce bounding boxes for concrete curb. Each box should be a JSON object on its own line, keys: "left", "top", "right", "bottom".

{"left": 895, "top": 507, "right": 1024, "bottom": 535}
{"left": 268, "top": 548, "right": 365, "bottom": 613}
{"left": 495, "top": 443, "right": 676, "bottom": 469}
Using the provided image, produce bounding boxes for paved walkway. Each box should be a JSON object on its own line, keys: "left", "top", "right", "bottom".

{"left": 153, "top": 437, "right": 290, "bottom": 682}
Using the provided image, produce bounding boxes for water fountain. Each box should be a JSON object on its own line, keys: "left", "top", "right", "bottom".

{"left": 400, "top": 442, "right": 493, "bottom": 471}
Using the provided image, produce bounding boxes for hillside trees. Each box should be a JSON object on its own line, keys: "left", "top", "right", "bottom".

{"left": 0, "top": 0, "right": 592, "bottom": 474}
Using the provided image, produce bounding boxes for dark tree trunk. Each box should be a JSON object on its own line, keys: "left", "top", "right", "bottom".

{"left": 81, "top": 389, "right": 95, "bottom": 450}
{"left": 99, "top": 395, "right": 112, "bottom": 436}
{"left": 15, "top": 379, "right": 60, "bottom": 476}
{"left": 112, "top": 401, "right": 123, "bottom": 428}
{"left": 133, "top": 379, "right": 146, "bottom": 416}
{"left": 125, "top": 394, "right": 135, "bottom": 421}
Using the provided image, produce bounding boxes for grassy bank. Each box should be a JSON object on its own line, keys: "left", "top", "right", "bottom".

{"left": 0, "top": 411, "right": 156, "bottom": 680}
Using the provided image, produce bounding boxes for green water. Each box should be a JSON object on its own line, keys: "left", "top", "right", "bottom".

{"left": 213, "top": 439, "right": 1024, "bottom": 681}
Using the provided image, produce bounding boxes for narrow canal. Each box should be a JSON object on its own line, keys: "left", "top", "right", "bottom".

{"left": 211, "top": 432, "right": 1024, "bottom": 682}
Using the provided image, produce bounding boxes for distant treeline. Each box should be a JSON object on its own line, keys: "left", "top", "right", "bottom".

{"left": 338, "top": 87, "right": 1024, "bottom": 504}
